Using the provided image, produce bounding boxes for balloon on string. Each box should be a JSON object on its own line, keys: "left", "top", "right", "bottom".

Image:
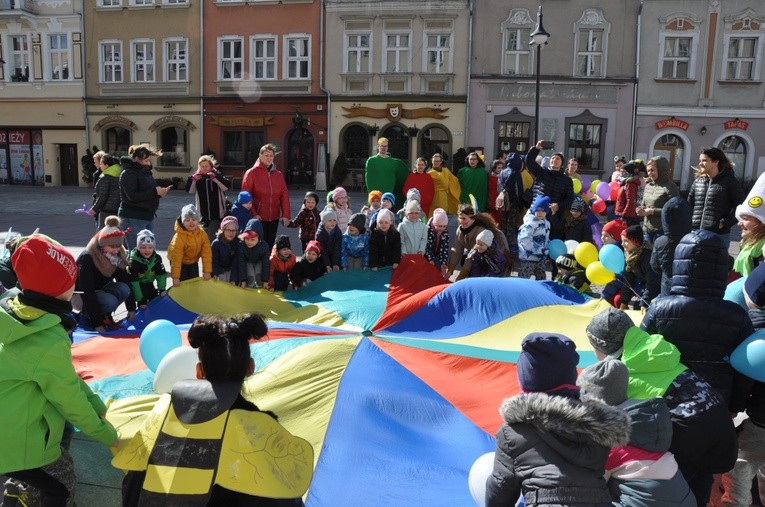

{"left": 153, "top": 346, "right": 199, "bottom": 394}
{"left": 590, "top": 179, "right": 602, "bottom": 193}
{"left": 564, "top": 240, "right": 580, "bottom": 255}
{"left": 548, "top": 239, "right": 567, "bottom": 260}
{"left": 140, "top": 319, "right": 182, "bottom": 372}
{"left": 586, "top": 261, "right": 616, "bottom": 285}
{"left": 596, "top": 182, "right": 611, "bottom": 201}
{"left": 730, "top": 329, "right": 765, "bottom": 382}
{"left": 575, "top": 242, "right": 599, "bottom": 267}
{"left": 581, "top": 178, "right": 591, "bottom": 193}
{"left": 591, "top": 199, "right": 607, "bottom": 215}
{"left": 572, "top": 179, "right": 582, "bottom": 194}
{"left": 599, "top": 244, "right": 626, "bottom": 274}
{"left": 469, "top": 194, "right": 479, "bottom": 214}
{"left": 468, "top": 452, "right": 496, "bottom": 507}
{"left": 609, "top": 181, "right": 620, "bottom": 201}
{"left": 723, "top": 276, "right": 748, "bottom": 310}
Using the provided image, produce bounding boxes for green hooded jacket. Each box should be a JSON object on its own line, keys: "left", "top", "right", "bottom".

{"left": 621, "top": 326, "right": 688, "bottom": 400}
{"left": 0, "top": 298, "right": 117, "bottom": 474}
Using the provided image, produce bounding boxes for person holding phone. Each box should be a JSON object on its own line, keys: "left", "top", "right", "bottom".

{"left": 241, "top": 144, "right": 291, "bottom": 250}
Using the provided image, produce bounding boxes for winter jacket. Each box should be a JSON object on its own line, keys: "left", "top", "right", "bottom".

{"left": 75, "top": 245, "right": 134, "bottom": 326}
{"left": 237, "top": 240, "right": 270, "bottom": 283}
{"left": 0, "top": 296, "right": 117, "bottom": 473}
{"left": 287, "top": 206, "right": 321, "bottom": 244}
{"left": 733, "top": 237, "right": 765, "bottom": 276}
{"left": 605, "top": 397, "right": 696, "bottom": 507}
{"left": 241, "top": 159, "right": 290, "bottom": 222}
{"left": 687, "top": 167, "right": 745, "bottom": 234}
{"left": 642, "top": 229, "right": 754, "bottom": 408}
{"left": 341, "top": 232, "right": 369, "bottom": 269}
{"left": 268, "top": 250, "right": 296, "bottom": 290}
{"left": 167, "top": 219, "right": 213, "bottom": 278}
{"left": 622, "top": 246, "right": 657, "bottom": 309}
{"left": 229, "top": 204, "right": 253, "bottom": 234}
{"left": 127, "top": 249, "right": 168, "bottom": 304}
{"left": 211, "top": 236, "right": 239, "bottom": 282}
{"left": 498, "top": 163, "right": 525, "bottom": 210}
{"left": 91, "top": 164, "right": 122, "bottom": 215}
{"left": 486, "top": 392, "right": 630, "bottom": 507}
{"left": 327, "top": 202, "right": 353, "bottom": 233}
{"left": 620, "top": 326, "right": 738, "bottom": 477}
{"left": 448, "top": 223, "right": 484, "bottom": 270}
{"left": 467, "top": 244, "right": 504, "bottom": 277}
{"left": 398, "top": 218, "right": 428, "bottom": 255}
{"left": 650, "top": 197, "right": 692, "bottom": 298}
{"left": 615, "top": 176, "right": 640, "bottom": 219}
{"left": 526, "top": 147, "right": 575, "bottom": 239}
{"left": 564, "top": 215, "right": 591, "bottom": 243}
{"left": 369, "top": 228, "right": 402, "bottom": 269}
{"left": 186, "top": 170, "right": 231, "bottom": 224}
{"left": 559, "top": 268, "right": 590, "bottom": 292}
{"left": 290, "top": 258, "right": 324, "bottom": 288}
{"left": 118, "top": 157, "right": 160, "bottom": 221}
{"left": 518, "top": 214, "right": 550, "bottom": 262}
{"left": 640, "top": 159, "right": 679, "bottom": 234}
{"left": 424, "top": 220, "right": 450, "bottom": 269}
{"left": 316, "top": 225, "right": 342, "bottom": 269}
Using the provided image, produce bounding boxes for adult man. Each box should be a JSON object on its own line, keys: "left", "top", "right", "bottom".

{"left": 364, "top": 137, "right": 409, "bottom": 208}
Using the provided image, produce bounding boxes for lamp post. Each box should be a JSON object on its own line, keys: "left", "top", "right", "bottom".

{"left": 530, "top": 5, "right": 550, "bottom": 142}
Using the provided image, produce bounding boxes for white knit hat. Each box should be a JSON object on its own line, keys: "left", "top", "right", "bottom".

{"left": 736, "top": 172, "right": 765, "bottom": 224}
{"left": 476, "top": 229, "right": 494, "bottom": 246}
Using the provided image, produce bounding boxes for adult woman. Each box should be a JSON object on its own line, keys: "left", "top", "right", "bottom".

{"left": 637, "top": 156, "right": 678, "bottom": 244}
{"left": 458, "top": 152, "right": 489, "bottom": 213}
{"left": 687, "top": 147, "right": 746, "bottom": 249}
{"left": 241, "top": 144, "right": 290, "bottom": 249}
{"left": 186, "top": 154, "right": 231, "bottom": 243}
{"left": 89, "top": 154, "right": 122, "bottom": 227}
{"left": 429, "top": 152, "right": 461, "bottom": 215}
{"left": 565, "top": 158, "right": 581, "bottom": 180}
{"left": 402, "top": 157, "right": 435, "bottom": 217}
{"left": 117, "top": 144, "right": 169, "bottom": 250}
{"left": 446, "top": 203, "right": 507, "bottom": 280}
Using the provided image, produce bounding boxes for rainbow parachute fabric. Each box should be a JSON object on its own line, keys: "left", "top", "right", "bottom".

{"left": 73, "top": 255, "right": 615, "bottom": 506}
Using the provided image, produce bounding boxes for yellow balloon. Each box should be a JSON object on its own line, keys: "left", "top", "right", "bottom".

{"left": 574, "top": 241, "right": 599, "bottom": 267}
{"left": 586, "top": 261, "right": 616, "bottom": 285}
{"left": 521, "top": 169, "right": 534, "bottom": 191}
{"left": 572, "top": 179, "right": 582, "bottom": 194}
{"left": 590, "top": 179, "right": 601, "bottom": 193}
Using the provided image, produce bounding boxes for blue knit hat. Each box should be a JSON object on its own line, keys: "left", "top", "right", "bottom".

{"left": 382, "top": 192, "right": 396, "bottom": 206}
{"left": 235, "top": 191, "right": 253, "bottom": 205}
{"left": 505, "top": 152, "right": 523, "bottom": 172}
{"left": 517, "top": 334, "right": 580, "bottom": 393}
{"left": 531, "top": 195, "right": 551, "bottom": 215}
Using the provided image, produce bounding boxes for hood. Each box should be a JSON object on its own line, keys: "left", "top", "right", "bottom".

{"left": 650, "top": 156, "right": 672, "bottom": 184}
{"left": 0, "top": 299, "right": 62, "bottom": 347}
{"left": 618, "top": 397, "right": 672, "bottom": 452}
{"left": 671, "top": 230, "right": 729, "bottom": 297}
{"left": 101, "top": 164, "right": 122, "bottom": 178}
{"left": 622, "top": 327, "right": 687, "bottom": 399}
{"left": 501, "top": 392, "right": 630, "bottom": 451}
{"left": 174, "top": 217, "right": 202, "bottom": 236}
{"left": 661, "top": 197, "right": 692, "bottom": 237}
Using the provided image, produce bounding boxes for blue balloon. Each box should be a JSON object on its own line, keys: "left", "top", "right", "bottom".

{"left": 731, "top": 329, "right": 765, "bottom": 382}
{"left": 548, "top": 239, "right": 567, "bottom": 260}
{"left": 724, "top": 276, "right": 748, "bottom": 310}
{"left": 140, "top": 319, "right": 182, "bottom": 372}
{"left": 599, "top": 244, "right": 625, "bottom": 274}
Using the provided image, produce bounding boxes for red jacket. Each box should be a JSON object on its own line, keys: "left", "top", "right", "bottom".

{"left": 241, "top": 159, "right": 291, "bottom": 222}
{"left": 615, "top": 178, "right": 639, "bottom": 218}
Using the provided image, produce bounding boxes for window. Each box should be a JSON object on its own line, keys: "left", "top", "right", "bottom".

{"left": 652, "top": 134, "right": 684, "bottom": 182}
{"left": 284, "top": 35, "right": 309, "bottom": 79}
{"left": 158, "top": 126, "right": 188, "bottom": 167}
{"left": 504, "top": 28, "right": 531, "bottom": 76}
{"left": 252, "top": 37, "right": 276, "bottom": 79}
{"left": 345, "top": 32, "right": 371, "bottom": 73}
{"left": 10, "top": 35, "right": 30, "bottom": 82}
{"left": 130, "top": 0, "right": 153, "bottom": 6}
{"left": 132, "top": 40, "right": 155, "bottom": 82}
{"left": 104, "top": 126, "right": 131, "bottom": 156}
{"left": 660, "top": 37, "right": 691, "bottom": 78}
{"left": 49, "top": 34, "right": 70, "bottom": 81}
{"left": 100, "top": 41, "right": 123, "bottom": 83}
{"left": 164, "top": 39, "right": 187, "bottom": 82}
{"left": 219, "top": 37, "right": 243, "bottom": 80}
{"left": 98, "top": 0, "right": 121, "bottom": 7}
{"left": 162, "top": 0, "right": 187, "bottom": 5}
{"left": 498, "top": 121, "right": 531, "bottom": 154}
{"left": 424, "top": 32, "right": 452, "bottom": 74}
{"left": 222, "top": 131, "right": 265, "bottom": 166}
{"left": 724, "top": 36, "right": 759, "bottom": 80}
{"left": 342, "top": 125, "right": 371, "bottom": 169}
{"left": 383, "top": 21, "right": 411, "bottom": 74}
{"left": 573, "top": 9, "right": 609, "bottom": 78}
{"left": 720, "top": 136, "right": 747, "bottom": 180}
{"left": 420, "top": 125, "right": 451, "bottom": 164}
{"left": 566, "top": 110, "right": 606, "bottom": 170}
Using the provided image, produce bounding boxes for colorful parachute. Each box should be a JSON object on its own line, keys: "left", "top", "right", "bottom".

{"left": 73, "top": 255, "right": 614, "bottom": 506}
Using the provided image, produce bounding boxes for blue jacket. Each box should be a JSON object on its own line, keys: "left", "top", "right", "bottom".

{"left": 211, "top": 235, "right": 239, "bottom": 282}
{"left": 518, "top": 214, "right": 549, "bottom": 262}
{"left": 650, "top": 197, "right": 692, "bottom": 298}
{"left": 230, "top": 205, "right": 253, "bottom": 234}
{"left": 341, "top": 232, "right": 369, "bottom": 269}
{"left": 316, "top": 225, "right": 342, "bottom": 269}
{"left": 237, "top": 240, "right": 269, "bottom": 282}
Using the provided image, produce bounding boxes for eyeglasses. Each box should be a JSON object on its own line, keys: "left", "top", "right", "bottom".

{"left": 223, "top": 228, "right": 238, "bottom": 233}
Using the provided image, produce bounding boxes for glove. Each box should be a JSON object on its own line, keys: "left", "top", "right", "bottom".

{"left": 192, "top": 173, "right": 202, "bottom": 181}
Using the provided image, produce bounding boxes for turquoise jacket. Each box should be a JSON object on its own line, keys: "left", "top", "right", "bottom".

{"left": 0, "top": 298, "right": 117, "bottom": 473}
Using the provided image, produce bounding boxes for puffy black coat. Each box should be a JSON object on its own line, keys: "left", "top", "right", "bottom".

{"left": 91, "top": 169, "right": 121, "bottom": 215}
{"left": 369, "top": 228, "right": 402, "bottom": 269}
{"left": 642, "top": 230, "right": 754, "bottom": 407}
{"left": 525, "top": 147, "right": 575, "bottom": 239}
{"left": 118, "top": 157, "right": 160, "bottom": 221}
{"left": 649, "top": 197, "right": 692, "bottom": 298}
{"left": 687, "top": 167, "right": 745, "bottom": 234}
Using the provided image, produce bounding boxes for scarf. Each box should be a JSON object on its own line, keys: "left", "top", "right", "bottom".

{"left": 625, "top": 243, "right": 650, "bottom": 273}
{"left": 85, "top": 235, "right": 128, "bottom": 277}
{"left": 4, "top": 290, "right": 77, "bottom": 333}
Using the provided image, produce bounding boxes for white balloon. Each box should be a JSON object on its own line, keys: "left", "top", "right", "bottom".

{"left": 468, "top": 451, "right": 495, "bottom": 507}
{"left": 565, "top": 239, "right": 580, "bottom": 255}
{"left": 153, "top": 347, "right": 199, "bottom": 394}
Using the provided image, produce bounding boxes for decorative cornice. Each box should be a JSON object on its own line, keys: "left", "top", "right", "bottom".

{"left": 577, "top": 8, "right": 608, "bottom": 27}
{"left": 93, "top": 115, "right": 137, "bottom": 132}
{"left": 148, "top": 115, "right": 197, "bottom": 132}
{"left": 658, "top": 12, "right": 704, "bottom": 25}
{"left": 502, "top": 9, "right": 533, "bottom": 29}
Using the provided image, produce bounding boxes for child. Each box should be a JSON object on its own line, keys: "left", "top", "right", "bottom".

{"left": 237, "top": 219, "right": 269, "bottom": 289}
{"left": 342, "top": 213, "right": 369, "bottom": 270}
{"left": 167, "top": 204, "right": 213, "bottom": 287}
{"left": 733, "top": 174, "right": 765, "bottom": 276}
{"left": 360, "top": 190, "right": 383, "bottom": 228}
{"left": 290, "top": 240, "right": 325, "bottom": 288}
{"left": 462, "top": 229, "right": 504, "bottom": 279}
{"left": 268, "top": 235, "right": 296, "bottom": 291}
{"left": 127, "top": 229, "right": 168, "bottom": 308}
{"left": 517, "top": 195, "right": 551, "bottom": 280}
{"left": 402, "top": 157, "right": 435, "bottom": 217}
{"left": 565, "top": 196, "right": 591, "bottom": 243}
{"left": 398, "top": 200, "right": 427, "bottom": 255}
{"left": 615, "top": 159, "right": 644, "bottom": 227}
{"left": 577, "top": 360, "right": 697, "bottom": 507}
{"left": 0, "top": 236, "right": 118, "bottom": 505}
{"left": 114, "top": 313, "right": 312, "bottom": 506}
{"left": 327, "top": 186, "right": 352, "bottom": 233}
{"left": 601, "top": 219, "right": 628, "bottom": 246}
{"left": 230, "top": 191, "right": 254, "bottom": 234}
{"left": 369, "top": 209, "right": 402, "bottom": 271}
{"left": 425, "top": 208, "right": 450, "bottom": 278}
{"left": 650, "top": 197, "right": 691, "bottom": 298}
{"left": 369, "top": 192, "right": 397, "bottom": 231}
{"left": 316, "top": 208, "right": 342, "bottom": 272}
{"left": 555, "top": 253, "right": 590, "bottom": 292}
{"left": 485, "top": 333, "right": 630, "bottom": 505}
{"left": 186, "top": 155, "right": 232, "bottom": 243}
{"left": 287, "top": 191, "right": 321, "bottom": 252}
{"left": 619, "top": 225, "right": 656, "bottom": 310}
{"left": 210, "top": 215, "right": 240, "bottom": 284}
{"left": 398, "top": 187, "right": 422, "bottom": 223}
{"left": 487, "top": 158, "right": 504, "bottom": 228}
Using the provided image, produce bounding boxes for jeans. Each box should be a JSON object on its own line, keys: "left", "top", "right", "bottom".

{"left": 119, "top": 217, "right": 153, "bottom": 251}
{"left": 644, "top": 229, "right": 662, "bottom": 245}
{"left": 79, "top": 281, "right": 131, "bottom": 328}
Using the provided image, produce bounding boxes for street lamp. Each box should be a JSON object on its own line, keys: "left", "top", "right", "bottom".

{"left": 530, "top": 5, "right": 550, "bottom": 142}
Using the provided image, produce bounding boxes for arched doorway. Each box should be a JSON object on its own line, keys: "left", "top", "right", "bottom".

{"left": 380, "top": 124, "right": 410, "bottom": 167}
{"left": 342, "top": 124, "right": 370, "bottom": 169}
{"left": 286, "top": 127, "right": 314, "bottom": 185}
{"left": 719, "top": 135, "right": 746, "bottom": 180}
{"left": 420, "top": 125, "right": 452, "bottom": 166}
{"left": 652, "top": 133, "right": 684, "bottom": 183}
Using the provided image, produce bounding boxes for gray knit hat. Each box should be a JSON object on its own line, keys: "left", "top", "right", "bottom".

{"left": 320, "top": 207, "right": 337, "bottom": 224}
{"left": 585, "top": 307, "right": 634, "bottom": 357}
{"left": 181, "top": 204, "right": 200, "bottom": 221}
{"left": 136, "top": 229, "right": 155, "bottom": 248}
{"left": 577, "top": 359, "right": 629, "bottom": 406}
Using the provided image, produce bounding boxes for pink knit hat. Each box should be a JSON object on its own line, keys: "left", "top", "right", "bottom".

{"left": 432, "top": 208, "right": 448, "bottom": 226}
{"left": 332, "top": 186, "right": 347, "bottom": 200}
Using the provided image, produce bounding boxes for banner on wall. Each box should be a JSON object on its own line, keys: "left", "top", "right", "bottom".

{"left": 0, "top": 129, "right": 43, "bottom": 185}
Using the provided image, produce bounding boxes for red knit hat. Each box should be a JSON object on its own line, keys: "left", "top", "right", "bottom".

{"left": 12, "top": 236, "right": 78, "bottom": 298}
{"left": 98, "top": 216, "right": 126, "bottom": 247}
{"left": 602, "top": 219, "right": 628, "bottom": 242}
{"left": 305, "top": 240, "right": 322, "bottom": 256}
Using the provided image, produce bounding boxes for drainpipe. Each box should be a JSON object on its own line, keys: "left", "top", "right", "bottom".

{"left": 318, "top": 0, "right": 331, "bottom": 191}
{"left": 630, "top": 0, "right": 643, "bottom": 156}
{"left": 464, "top": 0, "right": 474, "bottom": 153}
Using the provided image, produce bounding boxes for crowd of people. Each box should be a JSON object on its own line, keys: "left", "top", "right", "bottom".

{"left": 1, "top": 137, "right": 765, "bottom": 506}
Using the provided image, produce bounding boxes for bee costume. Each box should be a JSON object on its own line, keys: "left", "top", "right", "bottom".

{"left": 113, "top": 379, "right": 313, "bottom": 506}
